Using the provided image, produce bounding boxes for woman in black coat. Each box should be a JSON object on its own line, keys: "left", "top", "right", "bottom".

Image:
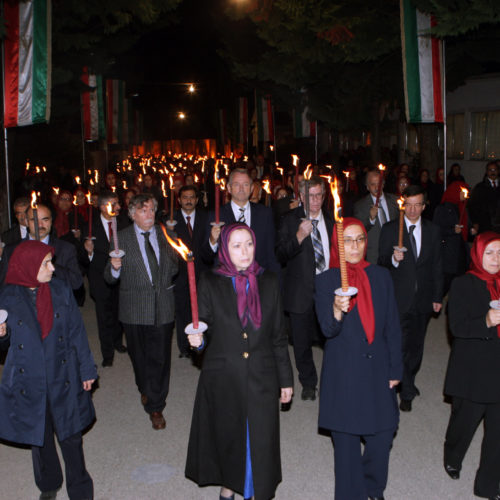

{"left": 314, "top": 217, "right": 402, "bottom": 500}
{"left": 185, "top": 223, "right": 293, "bottom": 500}
{"left": 444, "top": 232, "right": 500, "bottom": 499}
{"left": 0, "top": 240, "right": 97, "bottom": 500}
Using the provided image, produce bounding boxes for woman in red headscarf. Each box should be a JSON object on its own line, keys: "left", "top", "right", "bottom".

{"left": 0, "top": 240, "right": 96, "bottom": 500}
{"left": 443, "top": 232, "right": 500, "bottom": 499}
{"left": 433, "top": 180, "right": 476, "bottom": 296}
{"left": 314, "top": 217, "right": 403, "bottom": 500}
{"left": 185, "top": 223, "right": 293, "bottom": 500}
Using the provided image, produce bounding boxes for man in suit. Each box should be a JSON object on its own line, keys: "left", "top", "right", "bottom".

{"left": 104, "top": 193, "right": 178, "bottom": 430}
{"left": 378, "top": 185, "right": 443, "bottom": 412}
{"left": 206, "top": 168, "right": 279, "bottom": 273}
{"left": 276, "top": 176, "right": 334, "bottom": 401}
{"left": 354, "top": 167, "right": 399, "bottom": 264}
{"left": 1, "top": 196, "right": 30, "bottom": 247}
{"left": 0, "top": 204, "right": 83, "bottom": 294}
{"left": 82, "top": 190, "right": 127, "bottom": 367}
{"left": 170, "top": 185, "right": 211, "bottom": 357}
{"left": 470, "top": 161, "right": 500, "bottom": 233}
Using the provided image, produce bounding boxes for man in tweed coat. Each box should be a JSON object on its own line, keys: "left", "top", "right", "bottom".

{"left": 104, "top": 194, "right": 178, "bottom": 430}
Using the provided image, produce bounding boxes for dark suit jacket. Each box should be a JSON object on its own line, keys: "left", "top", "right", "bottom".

{"left": 354, "top": 193, "right": 399, "bottom": 264}
{"left": 445, "top": 273, "right": 500, "bottom": 403}
{"left": 276, "top": 207, "right": 334, "bottom": 314}
{"left": 378, "top": 218, "right": 443, "bottom": 315}
{"left": 469, "top": 179, "right": 500, "bottom": 233}
{"left": 314, "top": 265, "right": 402, "bottom": 434}
{"left": 1, "top": 224, "right": 24, "bottom": 246}
{"left": 0, "top": 234, "right": 83, "bottom": 291}
{"left": 206, "top": 202, "right": 279, "bottom": 273}
{"left": 104, "top": 224, "right": 178, "bottom": 326}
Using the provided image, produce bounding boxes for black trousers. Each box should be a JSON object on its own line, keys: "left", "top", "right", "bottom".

{"left": 331, "top": 427, "right": 396, "bottom": 500}
{"left": 92, "top": 284, "right": 122, "bottom": 361}
{"left": 444, "top": 397, "right": 500, "bottom": 498}
{"left": 399, "top": 308, "right": 431, "bottom": 401}
{"left": 288, "top": 309, "right": 318, "bottom": 389}
{"left": 32, "top": 403, "right": 93, "bottom": 500}
{"left": 123, "top": 322, "right": 174, "bottom": 414}
{"left": 174, "top": 283, "right": 191, "bottom": 355}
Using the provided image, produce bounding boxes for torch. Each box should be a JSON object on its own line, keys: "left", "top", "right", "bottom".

{"left": 167, "top": 174, "right": 177, "bottom": 227}
{"left": 276, "top": 166, "right": 284, "bottom": 188}
{"left": 211, "top": 162, "right": 224, "bottom": 228}
{"left": 31, "top": 191, "right": 40, "bottom": 241}
{"left": 292, "top": 154, "right": 299, "bottom": 199}
{"left": 459, "top": 187, "right": 469, "bottom": 230}
{"left": 161, "top": 225, "right": 208, "bottom": 338}
{"left": 86, "top": 192, "right": 95, "bottom": 240}
{"left": 343, "top": 170, "right": 350, "bottom": 192}
{"left": 331, "top": 179, "right": 358, "bottom": 297}
{"left": 375, "top": 164, "right": 386, "bottom": 207}
{"left": 263, "top": 180, "right": 271, "bottom": 207}
{"left": 106, "top": 202, "right": 125, "bottom": 258}
{"left": 161, "top": 179, "right": 168, "bottom": 212}
{"left": 302, "top": 164, "right": 313, "bottom": 219}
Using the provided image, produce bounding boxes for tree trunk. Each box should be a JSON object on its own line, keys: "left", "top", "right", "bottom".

{"left": 415, "top": 123, "right": 442, "bottom": 175}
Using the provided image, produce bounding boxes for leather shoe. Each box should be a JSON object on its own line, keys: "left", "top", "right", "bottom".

{"left": 301, "top": 387, "right": 316, "bottom": 401}
{"left": 444, "top": 463, "right": 460, "bottom": 480}
{"left": 368, "top": 497, "right": 385, "bottom": 500}
{"left": 178, "top": 352, "right": 191, "bottom": 358}
{"left": 102, "top": 358, "right": 113, "bottom": 367}
{"left": 150, "top": 411, "right": 166, "bottom": 430}
{"left": 141, "top": 394, "right": 148, "bottom": 406}
{"left": 399, "top": 399, "right": 412, "bottom": 412}
{"left": 489, "top": 493, "right": 500, "bottom": 500}
{"left": 40, "top": 491, "right": 59, "bottom": 500}
{"left": 115, "top": 344, "right": 127, "bottom": 353}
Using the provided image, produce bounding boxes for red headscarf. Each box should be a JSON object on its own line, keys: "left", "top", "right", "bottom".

{"left": 441, "top": 181, "right": 470, "bottom": 241}
{"left": 468, "top": 232, "right": 500, "bottom": 337}
{"left": 329, "top": 217, "right": 375, "bottom": 344}
{"left": 5, "top": 240, "right": 55, "bottom": 339}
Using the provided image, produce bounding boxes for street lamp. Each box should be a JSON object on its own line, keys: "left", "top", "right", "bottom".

{"left": 188, "top": 84, "right": 195, "bottom": 93}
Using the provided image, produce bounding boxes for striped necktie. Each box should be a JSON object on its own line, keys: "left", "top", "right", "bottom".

{"left": 311, "top": 220, "right": 326, "bottom": 272}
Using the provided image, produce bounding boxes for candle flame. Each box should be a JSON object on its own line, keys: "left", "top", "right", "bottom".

{"left": 31, "top": 191, "right": 37, "bottom": 209}
{"left": 397, "top": 196, "right": 405, "bottom": 210}
{"left": 263, "top": 180, "right": 271, "bottom": 195}
{"left": 343, "top": 170, "right": 350, "bottom": 179}
{"left": 90, "top": 179, "right": 94, "bottom": 186}
{"left": 52, "top": 187, "right": 60, "bottom": 195}
{"left": 304, "top": 164, "right": 313, "bottom": 180}
{"left": 320, "top": 174, "right": 332, "bottom": 184}
{"left": 291, "top": 154, "right": 299, "bottom": 167}
{"left": 194, "top": 174, "right": 199, "bottom": 183}
{"left": 220, "top": 178, "right": 227, "bottom": 191}
{"left": 330, "top": 179, "right": 342, "bottom": 223}
{"left": 86, "top": 192, "right": 91, "bottom": 204}
{"left": 161, "top": 180, "right": 167, "bottom": 198}
{"left": 461, "top": 187, "right": 469, "bottom": 199}
{"left": 111, "top": 186, "right": 116, "bottom": 193}
{"left": 122, "top": 180, "right": 128, "bottom": 189}
{"left": 75, "top": 176, "right": 81, "bottom": 185}
{"left": 169, "top": 174, "right": 174, "bottom": 189}
{"left": 73, "top": 195, "right": 78, "bottom": 206}
{"left": 378, "top": 163, "right": 386, "bottom": 173}
{"left": 106, "top": 202, "right": 116, "bottom": 217}
{"left": 26, "top": 162, "right": 30, "bottom": 171}
{"left": 269, "top": 144, "right": 274, "bottom": 151}
{"left": 36, "top": 166, "right": 40, "bottom": 174}
{"left": 94, "top": 170, "right": 99, "bottom": 183}
{"left": 224, "top": 163, "right": 229, "bottom": 176}
{"left": 161, "top": 224, "right": 191, "bottom": 261}
{"left": 276, "top": 167, "right": 284, "bottom": 176}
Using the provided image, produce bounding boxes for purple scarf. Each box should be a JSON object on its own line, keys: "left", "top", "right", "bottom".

{"left": 216, "top": 223, "right": 263, "bottom": 329}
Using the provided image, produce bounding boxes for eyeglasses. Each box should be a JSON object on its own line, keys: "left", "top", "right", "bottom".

{"left": 405, "top": 203, "right": 424, "bottom": 208}
{"left": 344, "top": 236, "right": 366, "bottom": 246}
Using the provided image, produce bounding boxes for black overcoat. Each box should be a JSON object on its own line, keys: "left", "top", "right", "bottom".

{"left": 445, "top": 273, "right": 500, "bottom": 403}
{"left": 185, "top": 269, "right": 293, "bottom": 499}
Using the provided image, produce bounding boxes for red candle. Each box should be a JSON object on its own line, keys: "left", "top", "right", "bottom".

{"left": 73, "top": 196, "right": 78, "bottom": 230}
{"left": 375, "top": 164, "right": 386, "bottom": 207}
{"left": 86, "top": 192, "right": 93, "bottom": 238}
{"left": 397, "top": 197, "right": 405, "bottom": 248}
{"left": 215, "top": 183, "right": 220, "bottom": 224}
{"left": 187, "top": 257, "right": 199, "bottom": 328}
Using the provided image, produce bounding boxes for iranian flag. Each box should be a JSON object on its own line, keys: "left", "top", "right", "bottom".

{"left": 293, "top": 107, "right": 316, "bottom": 138}
{"left": 256, "top": 92, "right": 274, "bottom": 142}
{"left": 106, "top": 79, "right": 126, "bottom": 144}
{"left": 238, "top": 97, "right": 248, "bottom": 146}
{"left": 81, "top": 68, "right": 106, "bottom": 141}
{"left": 3, "top": 0, "right": 52, "bottom": 128}
{"left": 400, "top": 0, "right": 444, "bottom": 123}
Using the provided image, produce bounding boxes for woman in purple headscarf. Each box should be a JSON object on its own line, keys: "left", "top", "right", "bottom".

{"left": 185, "top": 223, "right": 293, "bottom": 500}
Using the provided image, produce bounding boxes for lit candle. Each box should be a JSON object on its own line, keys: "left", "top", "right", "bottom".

{"left": 343, "top": 170, "right": 350, "bottom": 192}
{"left": 276, "top": 166, "right": 284, "bottom": 188}
{"left": 303, "top": 164, "right": 313, "bottom": 219}
{"left": 161, "top": 179, "right": 168, "bottom": 212}
{"left": 31, "top": 191, "right": 40, "bottom": 240}
{"left": 397, "top": 197, "right": 405, "bottom": 248}
{"left": 459, "top": 187, "right": 469, "bottom": 228}
{"left": 169, "top": 174, "right": 175, "bottom": 223}
{"left": 73, "top": 195, "right": 78, "bottom": 230}
{"left": 375, "top": 164, "right": 386, "bottom": 207}
{"left": 214, "top": 162, "right": 221, "bottom": 224}
{"left": 106, "top": 202, "right": 121, "bottom": 256}
{"left": 292, "top": 154, "right": 299, "bottom": 199}
{"left": 161, "top": 227, "right": 200, "bottom": 328}
{"left": 86, "top": 192, "right": 93, "bottom": 239}
{"left": 331, "top": 179, "right": 349, "bottom": 292}
{"left": 263, "top": 180, "right": 271, "bottom": 207}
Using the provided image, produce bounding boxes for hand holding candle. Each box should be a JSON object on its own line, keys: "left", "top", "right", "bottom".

{"left": 30, "top": 192, "right": 40, "bottom": 241}
{"left": 395, "top": 197, "right": 407, "bottom": 251}
{"left": 86, "top": 192, "right": 94, "bottom": 240}
{"left": 106, "top": 202, "right": 125, "bottom": 257}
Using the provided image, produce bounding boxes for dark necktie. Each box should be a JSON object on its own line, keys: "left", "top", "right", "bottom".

{"left": 108, "top": 221, "right": 113, "bottom": 242}
{"left": 409, "top": 224, "right": 418, "bottom": 259}
{"left": 142, "top": 231, "right": 159, "bottom": 287}
{"left": 238, "top": 207, "right": 246, "bottom": 224}
{"left": 186, "top": 215, "right": 193, "bottom": 238}
{"left": 311, "top": 220, "right": 326, "bottom": 272}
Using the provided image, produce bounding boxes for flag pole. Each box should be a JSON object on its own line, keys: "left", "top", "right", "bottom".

{"left": 442, "top": 40, "right": 447, "bottom": 191}
{"left": 272, "top": 101, "right": 277, "bottom": 164}
{"left": 79, "top": 92, "right": 87, "bottom": 183}
{"left": 1, "top": 18, "right": 12, "bottom": 226}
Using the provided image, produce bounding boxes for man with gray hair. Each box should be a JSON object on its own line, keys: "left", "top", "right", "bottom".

{"left": 104, "top": 193, "right": 178, "bottom": 430}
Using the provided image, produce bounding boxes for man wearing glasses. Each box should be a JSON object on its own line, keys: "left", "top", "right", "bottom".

{"left": 378, "top": 185, "right": 443, "bottom": 412}
{"left": 276, "top": 176, "right": 334, "bottom": 401}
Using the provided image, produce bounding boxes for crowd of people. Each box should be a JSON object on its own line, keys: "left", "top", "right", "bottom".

{"left": 1, "top": 153, "right": 500, "bottom": 500}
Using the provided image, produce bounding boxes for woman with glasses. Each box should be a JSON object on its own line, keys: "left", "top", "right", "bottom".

{"left": 315, "top": 217, "right": 403, "bottom": 500}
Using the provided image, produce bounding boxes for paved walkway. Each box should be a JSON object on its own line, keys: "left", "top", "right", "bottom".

{"left": 0, "top": 293, "right": 482, "bottom": 499}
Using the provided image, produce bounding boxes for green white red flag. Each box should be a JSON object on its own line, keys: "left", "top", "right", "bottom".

{"left": 255, "top": 91, "right": 274, "bottom": 142}
{"left": 400, "top": 0, "right": 444, "bottom": 123}
{"left": 293, "top": 107, "right": 316, "bottom": 138}
{"left": 81, "top": 67, "right": 106, "bottom": 141}
{"left": 3, "top": 0, "right": 52, "bottom": 128}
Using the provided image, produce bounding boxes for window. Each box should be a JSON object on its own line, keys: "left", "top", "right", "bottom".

{"left": 470, "top": 111, "right": 500, "bottom": 160}
{"left": 446, "top": 113, "right": 464, "bottom": 159}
